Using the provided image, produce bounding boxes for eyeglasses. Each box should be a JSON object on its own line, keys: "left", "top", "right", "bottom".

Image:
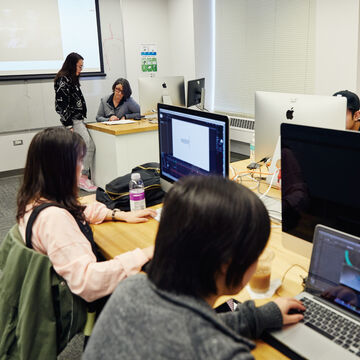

{"left": 114, "top": 87, "right": 124, "bottom": 93}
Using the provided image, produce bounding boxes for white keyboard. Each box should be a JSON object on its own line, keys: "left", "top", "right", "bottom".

{"left": 103, "top": 119, "right": 136, "bottom": 125}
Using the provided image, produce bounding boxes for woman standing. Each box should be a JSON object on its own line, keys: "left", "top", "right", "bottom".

{"left": 96, "top": 78, "right": 141, "bottom": 122}
{"left": 55, "top": 52, "right": 97, "bottom": 192}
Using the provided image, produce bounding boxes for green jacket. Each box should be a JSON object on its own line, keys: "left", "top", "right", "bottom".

{"left": 0, "top": 225, "right": 87, "bottom": 360}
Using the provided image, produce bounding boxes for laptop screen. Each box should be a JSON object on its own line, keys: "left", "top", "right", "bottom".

{"left": 307, "top": 225, "right": 360, "bottom": 318}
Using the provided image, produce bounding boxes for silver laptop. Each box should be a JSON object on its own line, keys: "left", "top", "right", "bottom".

{"left": 268, "top": 225, "right": 360, "bottom": 359}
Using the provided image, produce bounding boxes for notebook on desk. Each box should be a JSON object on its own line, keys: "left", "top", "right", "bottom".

{"left": 266, "top": 224, "right": 360, "bottom": 359}
{"left": 103, "top": 119, "right": 136, "bottom": 125}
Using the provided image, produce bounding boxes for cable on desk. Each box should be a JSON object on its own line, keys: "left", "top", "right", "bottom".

{"left": 235, "top": 170, "right": 274, "bottom": 176}
{"left": 229, "top": 165, "right": 237, "bottom": 180}
{"left": 231, "top": 165, "right": 276, "bottom": 194}
{"left": 258, "top": 168, "right": 279, "bottom": 199}
{"left": 234, "top": 173, "right": 260, "bottom": 190}
{"left": 275, "top": 264, "right": 308, "bottom": 297}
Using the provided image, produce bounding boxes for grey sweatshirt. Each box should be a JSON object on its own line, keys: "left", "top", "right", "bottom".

{"left": 96, "top": 94, "right": 141, "bottom": 122}
{"left": 83, "top": 274, "right": 283, "bottom": 360}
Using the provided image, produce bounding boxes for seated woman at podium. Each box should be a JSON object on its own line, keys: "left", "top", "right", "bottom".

{"left": 96, "top": 78, "right": 141, "bottom": 122}
{"left": 84, "top": 176, "right": 305, "bottom": 360}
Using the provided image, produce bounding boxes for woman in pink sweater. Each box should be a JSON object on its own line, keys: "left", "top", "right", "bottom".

{"left": 16, "top": 127, "right": 155, "bottom": 302}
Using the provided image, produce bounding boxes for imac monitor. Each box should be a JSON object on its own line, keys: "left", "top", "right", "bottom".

{"left": 255, "top": 91, "right": 347, "bottom": 163}
{"left": 281, "top": 123, "right": 360, "bottom": 258}
{"left": 138, "top": 76, "right": 185, "bottom": 114}
{"left": 187, "top": 78, "right": 205, "bottom": 109}
{"left": 157, "top": 103, "right": 229, "bottom": 191}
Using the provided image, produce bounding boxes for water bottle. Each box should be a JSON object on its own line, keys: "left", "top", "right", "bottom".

{"left": 129, "top": 173, "right": 146, "bottom": 211}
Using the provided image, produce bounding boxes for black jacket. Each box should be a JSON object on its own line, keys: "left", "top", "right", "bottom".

{"left": 54, "top": 75, "right": 87, "bottom": 127}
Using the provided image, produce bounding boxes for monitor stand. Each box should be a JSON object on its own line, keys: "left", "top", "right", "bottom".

{"left": 282, "top": 232, "right": 313, "bottom": 259}
{"left": 259, "top": 194, "right": 313, "bottom": 259}
{"left": 257, "top": 194, "right": 282, "bottom": 223}
{"left": 197, "top": 88, "right": 205, "bottom": 110}
{"left": 160, "top": 177, "right": 173, "bottom": 193}
{"left": 162, "top": 95, "right": 173, "bottom": 105}
{"left": 188, "top": 89, "right": 207, "bottom": 111}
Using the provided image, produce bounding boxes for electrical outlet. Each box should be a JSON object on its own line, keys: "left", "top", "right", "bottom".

{"left": 13, "top": 140, "right": 23, "bottom": 146}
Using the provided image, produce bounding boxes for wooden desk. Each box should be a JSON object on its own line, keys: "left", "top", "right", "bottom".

{"left": 89, "top": 160, "right": 310, "bottom": 359}
{"left": 86, "top": 120, "right": 159, "bottom": 189}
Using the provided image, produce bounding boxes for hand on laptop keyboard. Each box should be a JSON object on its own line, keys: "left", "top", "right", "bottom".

{"left": 273, "top": 298, "right": 305, "bottom": 325}
{"left": 287, "top": 308, "right": 305, "bottom": 315}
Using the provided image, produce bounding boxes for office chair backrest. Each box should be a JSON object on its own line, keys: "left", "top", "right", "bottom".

{"left": 0, "top": 224, "right": 87, "bottom": 360}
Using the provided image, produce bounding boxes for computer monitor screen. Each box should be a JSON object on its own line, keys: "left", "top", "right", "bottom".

{"left": 157, "top": 103, "right": 229, "bottom": 191}
{"left": 187, "top": 78, "right": 205, "bottom": 108}
{"left": 255, "top": 91, "right": 347, "bottom": 163}
{"left": 138, "top": 76, "right": 185, "bottom": 114}
{"left": 281, "top": 123, "right": 360, "bottom": 257}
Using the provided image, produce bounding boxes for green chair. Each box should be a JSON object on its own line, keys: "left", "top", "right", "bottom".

{"left": 0, "top": 225, "right": 88, "bottom": 360}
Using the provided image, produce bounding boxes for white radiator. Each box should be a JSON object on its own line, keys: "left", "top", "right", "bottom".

{"left": 228, "top": 116, "right": 254, "bottom": 144}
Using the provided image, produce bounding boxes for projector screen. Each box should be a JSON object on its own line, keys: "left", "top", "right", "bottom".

{"left": 0, "top": 0, "right": 105, "bottom": 80}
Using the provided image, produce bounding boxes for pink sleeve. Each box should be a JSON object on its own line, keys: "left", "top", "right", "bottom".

{"left": 27, "top": 207, "right": 149, "bottom": 302}
{"left": 84, "top": 201, "right": 109, "bottom": 224}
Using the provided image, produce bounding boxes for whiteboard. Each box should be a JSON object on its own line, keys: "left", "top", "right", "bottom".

{"left": 0, "top": 0, "right": 104, "bottom": 79}
{"left": 0, "top": 0, "right": 126, "bottom": 133}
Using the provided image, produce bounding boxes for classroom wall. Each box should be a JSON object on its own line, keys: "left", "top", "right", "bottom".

{"left": 0, "top": 0, "right": 126, "bottom": 172}
{"left": 193, "top": 0, "right": 214, "bottom": 111}
{"left": 314, "top": 0, "right": 360, "bottom": 95}
{"left": 167, "top": 0, "right": 196, "bottom": 81}
{"left": 193, "top": 0, "right": 360, "bottom": 113}
{"left": 121, "top": 0, "right": 172, "bottom": 101}
{"left": 121, "top": 0, "right": 196, "bottom": 101}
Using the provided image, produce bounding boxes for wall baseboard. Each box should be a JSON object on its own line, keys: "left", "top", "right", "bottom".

{"left": 0, "top": 168, "right": 24, "bottom": 178}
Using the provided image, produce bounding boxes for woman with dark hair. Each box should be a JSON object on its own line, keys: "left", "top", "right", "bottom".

{"left": 17, "top": 127, "right": 155, "bottom": 303}
{"left": 84, "top": 176, "right": 305, "bottom": 360}
{"left": 96, "top": 78, "right": 141, "bottom": 122}
{"left": 54, "top": 52, "right": 97, "bottom": 192}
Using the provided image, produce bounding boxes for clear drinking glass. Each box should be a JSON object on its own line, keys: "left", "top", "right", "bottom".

{"left": 249, "top": 249, "right": 275, "bottom": 293}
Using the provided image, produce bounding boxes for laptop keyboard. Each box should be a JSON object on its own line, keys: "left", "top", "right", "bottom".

{"left": 301, "top": 297, "right": 360, "bottom": 356}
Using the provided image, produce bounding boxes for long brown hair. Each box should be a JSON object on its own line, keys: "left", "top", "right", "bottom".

{"left": 17, "top": 127, "right": 87, "bottom": 222}
{"left": 54, "top": 52, "right": 83, "bottom": 86}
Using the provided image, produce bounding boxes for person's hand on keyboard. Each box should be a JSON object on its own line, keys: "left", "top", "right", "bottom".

{"left": 273, "top": 298, "right": 306, "bottom": 325}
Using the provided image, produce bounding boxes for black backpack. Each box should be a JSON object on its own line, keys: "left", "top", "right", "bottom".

{"left": 96, "top": 162, "right": 165, "bottom": 211}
